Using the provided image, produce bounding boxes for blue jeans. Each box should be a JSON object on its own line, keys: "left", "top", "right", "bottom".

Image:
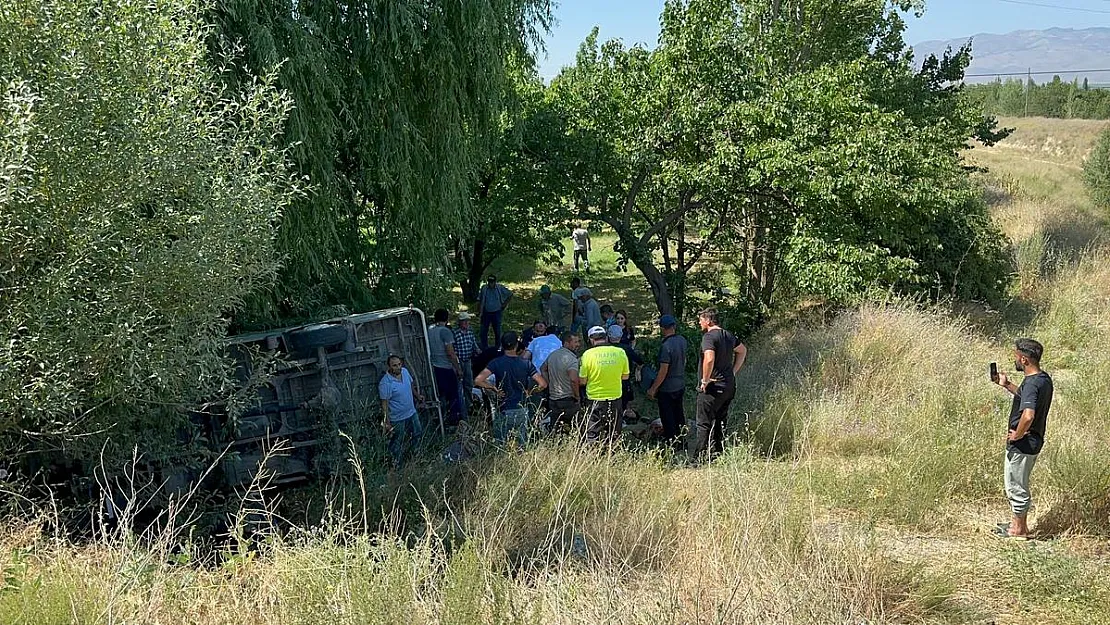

{"left": 388, "top": 415, "right": 423, "bottom": 466}
{"left": 494, "top": 407, "right": 530, "bottom": 448}
{"left": 480, "top": 310, "right": 503, "bottom": 350}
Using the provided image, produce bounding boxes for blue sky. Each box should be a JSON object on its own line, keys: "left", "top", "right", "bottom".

{"left": 537, "top": 0, "right": 1110, "bottom": 79}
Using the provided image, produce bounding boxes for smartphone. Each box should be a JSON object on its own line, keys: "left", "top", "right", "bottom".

{"left": 989, "top": 362, "right": 999, "bottom": 383}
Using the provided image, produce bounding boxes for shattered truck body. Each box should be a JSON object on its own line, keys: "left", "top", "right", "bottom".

{"left": 193, "top": 307, "right": 441, "bottom": 490}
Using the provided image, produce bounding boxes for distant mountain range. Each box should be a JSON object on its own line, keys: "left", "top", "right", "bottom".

{"left": 912, "top": 27, "right": 1110, "bottom": 85}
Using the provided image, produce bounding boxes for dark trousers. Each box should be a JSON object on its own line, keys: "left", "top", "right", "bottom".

{"left": 548, "top": 397, "right": 580, "bottom": 434}
{"left": 480, "top": 310, "right": 503, "bottom": 349}
{"left": 693, "top": 383, "right": 736, "bottom": 461}
{"left": 657, "top": 388, "right": 686, "bottom": 444}
{"left": 584, "top": 399, "right": 621, "bottom": 445}
{"left": 573, "top": 248, "right": 589, "bottom": 271}
{"left": 433, "top": 366, "right": 462, "bottom": 426}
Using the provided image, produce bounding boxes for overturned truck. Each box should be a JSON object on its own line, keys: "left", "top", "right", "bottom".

{"left": 185, "top": 307, "right": 442, "bottom": 491}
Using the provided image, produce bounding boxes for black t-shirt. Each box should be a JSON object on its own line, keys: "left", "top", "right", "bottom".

{"left": 1008, "top": 371, "right": 1053, "bottom": 455}
{"left": 700, "top": 328, "right": 737, "bottom": 389}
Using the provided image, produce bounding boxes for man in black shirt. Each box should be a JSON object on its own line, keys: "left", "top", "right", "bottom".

{"left": 993, "top": 338, "right": 1053, "bottom": 539}
{"left": 693, "top": 308, "right": 748, "bottom": 462}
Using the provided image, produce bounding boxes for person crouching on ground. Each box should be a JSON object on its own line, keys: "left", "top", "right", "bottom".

{"left": 476, "top": 332, "right": 547, "bottom": 448}
{"left": 993, "top": 338, "right": 1054, "bottom": 539}
{"left": 578, "top": 326, "right": 629, "bottom": 446}
{"left": 379, "top": 355, "right": 425, "bottom": 467}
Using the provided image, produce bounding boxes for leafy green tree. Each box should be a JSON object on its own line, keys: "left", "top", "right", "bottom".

{"left": 0, "top": 0, "right": 293, "bottom": 461}
{"left": 453, "top": 77, "right": 580, "bottom": 302}
{"left": 213, "top": 0, "right": 553, "bottom": 323}
{"left": 552, "top": 0, "right": 1009, "bottom": 319}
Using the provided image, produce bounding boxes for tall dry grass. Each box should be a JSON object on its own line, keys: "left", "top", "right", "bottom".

{"left": 5, "top": 119, "right": 1110, "bottom": 624}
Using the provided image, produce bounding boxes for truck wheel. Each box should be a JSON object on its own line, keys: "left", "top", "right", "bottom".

{"left": 285, "top": 323, "right": 348, "bottom": 355}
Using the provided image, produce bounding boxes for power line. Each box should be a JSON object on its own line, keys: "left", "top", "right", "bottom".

{"left": 994, "top": 0, "right": 1110, "bottom": 13}
{"left": 966, "top": 68, "right": 1110, "bottom": 77}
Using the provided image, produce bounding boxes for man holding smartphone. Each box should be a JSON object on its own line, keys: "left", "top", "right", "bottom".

{"left": 992, "top": 338, "right": 1054, "bottom": 539}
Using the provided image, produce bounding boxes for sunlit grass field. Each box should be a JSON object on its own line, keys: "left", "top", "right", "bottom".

{"left": 5, "top": 119, "right": 1110, "bottom": 624}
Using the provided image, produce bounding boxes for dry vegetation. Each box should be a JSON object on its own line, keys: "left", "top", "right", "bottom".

{"left": 4, "top": 119, "right": 1110, "bottom": 624}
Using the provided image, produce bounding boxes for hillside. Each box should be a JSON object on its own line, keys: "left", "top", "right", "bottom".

{"left": 6, "top": 118, "right": 1110, "bottom": 624}
{"left": 913, "top": 27, "right": 1110, "bottom": 84}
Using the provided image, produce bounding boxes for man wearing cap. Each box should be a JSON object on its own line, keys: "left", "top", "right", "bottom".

{"left": 577, "top": 288, "right": 602, "bottom": 338}
{"left": 578, "top": 325, "right": 630, "bottom": 445}
{"left": 453, "top": 312, "right": 479, "bottom": 418}
{"left": 647, "top": 315, "right": 688, "bottom": 448}
{"left": 538, "top": 285, "right": 572, "bottom": 334}
{"left": 478, "top": 274, "right": 513, "bottom": 349}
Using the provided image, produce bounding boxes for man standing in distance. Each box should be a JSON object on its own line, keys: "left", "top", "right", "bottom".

{"left": 578, "top": 325, "right": 630, "bottom": 445}
{"left": 538, "top": 285, "right": 572, "bottom": 334}
{"left": 693, "top": 308, "right": 747, "bottom": 462}
{"left": 647, "top": 315, "right": 688, "bottom": 449}
{"left": 476, "top": 332, "right": 547, "bottom": 447}
{"left": 542, "top": 331, "right": 582, "bottom": 434}
{"left": 429, "top": 308, "right": 464, "bottom": 427}
{"left": 571, "top": 223, "right": 591, "bottom": 272}
{"left": 379, "top": 355, "right": 425, "bottom": 467}
{"left": 993, "top": 338, "right": 1053, "bottom": 539}
{"left": 453, "top": 312, "right": 479, "bottom": 418}
{"left": 478, "top": 274, "right": 513, "bottom": 349}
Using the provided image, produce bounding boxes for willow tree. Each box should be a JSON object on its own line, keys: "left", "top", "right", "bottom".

{"left": 214, "top": 0, "right": 553, "bottom": 324}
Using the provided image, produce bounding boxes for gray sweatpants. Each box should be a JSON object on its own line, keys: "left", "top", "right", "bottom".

{"left": 1004, "top": 449, "right": 1039, "bottom": 517}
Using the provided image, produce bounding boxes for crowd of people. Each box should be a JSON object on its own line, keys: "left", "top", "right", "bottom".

{"left": 377, "top": 272, "right": 749, "bottom": 467}
{"left": 377, "top": 229, "right": 1056, "bottom": 541}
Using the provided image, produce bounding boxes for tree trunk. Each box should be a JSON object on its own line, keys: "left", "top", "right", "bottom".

{"left": 640, "top": 260, "right": 676, "bottom": 318}
{"left": 460, "top": 238, "right": 486, "bottom": 303}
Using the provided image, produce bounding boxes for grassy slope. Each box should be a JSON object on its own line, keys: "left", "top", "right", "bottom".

{"left": 5, "top": 118, "right": 1110, "bottom": 624}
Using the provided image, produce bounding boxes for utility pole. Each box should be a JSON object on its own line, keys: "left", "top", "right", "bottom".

{"left": 1025, "top": 67, "right": 1031, "bottom": 118}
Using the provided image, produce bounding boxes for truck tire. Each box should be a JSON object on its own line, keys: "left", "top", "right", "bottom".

{"left": 285, "top": 323, "right": 348, "bottom": 355}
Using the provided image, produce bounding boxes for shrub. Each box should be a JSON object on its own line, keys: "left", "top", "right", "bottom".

{"left": 1083, "top": 127, "right": 1110, "bottom": 210}
{"left": 0, "top": 0, "right": 294, "bottom": 466}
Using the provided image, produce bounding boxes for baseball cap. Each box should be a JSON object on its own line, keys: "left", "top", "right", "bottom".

{"left": 539, "top": 285, "right": 551, "bottom": 295}
{"left": 587, "top": 325, "right": 607, "bottom": 339}
{"left": 458, "top": 312, "right": 472, "bottom": 321}
{"left": 659, "top": 315, "right": 677, "bottom": 328}
{"left": 607, "top": 325, "right": 624, "bottom": 341}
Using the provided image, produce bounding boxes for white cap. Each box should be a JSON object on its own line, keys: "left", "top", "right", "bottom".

{"left": 588, "top": 325, "right": 607, "bottom": 339}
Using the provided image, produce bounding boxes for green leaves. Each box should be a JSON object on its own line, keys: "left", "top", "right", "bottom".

{"left": 0, "top": 0, "right": 294, "bottom": 460}
{"left": 549, "top": 0, "right": 1009, "bottom": 317}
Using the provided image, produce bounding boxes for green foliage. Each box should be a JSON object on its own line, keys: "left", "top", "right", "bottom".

{"left": 1083, "top": 127, "right": 1110, "bottom": 210}
{"left": 550, "top": 0, "right": 1010, "bottom": 317}
{"left": 453, "top": 75, "right": 580, "bottom": 301}
{"left": 213, "top": 0, "right": 554, "bottom": 323}
{"left": 0, "top": 0, "right": 293, "bottom": 461}
{"left": 968, "top": 77, "right": 1110, "bottom": 120}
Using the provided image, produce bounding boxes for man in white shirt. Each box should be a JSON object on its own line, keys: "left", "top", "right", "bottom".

{"left": 571, "top": 224, "right": 591, "bottom": 272}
